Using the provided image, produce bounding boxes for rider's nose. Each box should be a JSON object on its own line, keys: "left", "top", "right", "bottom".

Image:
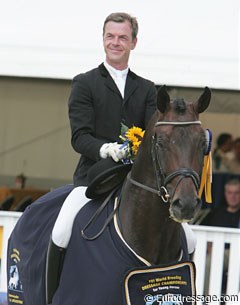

{"left": 112, "top": 37, "right": 119, "bottom": 45}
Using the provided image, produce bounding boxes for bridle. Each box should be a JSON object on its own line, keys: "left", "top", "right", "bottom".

{"left": 82, "top": 120, "right": 203, "bottom": 240}
{"left": 128, "top": 120, "right": 202, "bottom": 203}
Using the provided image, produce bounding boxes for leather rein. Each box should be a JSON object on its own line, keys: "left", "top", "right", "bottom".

{"left": 82, "top": 120, "right": 203, "bottom": 240}
{"left": 128, "top": 120, "right": 202, "bottom": 203}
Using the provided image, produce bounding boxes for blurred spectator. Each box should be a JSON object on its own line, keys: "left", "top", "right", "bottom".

{"left": 15, "top": 174, "right": 27, "bottom": 189}
{"left": 212, "top": 133, "right": 233, "bottom": 172}
{"left": 224, "top": 137, "right": 240, "bottom": 174}
{"left": 201, "top": 178, "right": 240, "bottom": 227}
{"left": 201, "top": 178, "right": 240, "bottom": 294}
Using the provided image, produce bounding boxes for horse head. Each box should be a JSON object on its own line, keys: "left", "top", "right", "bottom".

{"left": 130, "top": 86, "right": 211, "bottom": 223}
{"left": 155, "top": 86, "right": 211, "bottom": 222}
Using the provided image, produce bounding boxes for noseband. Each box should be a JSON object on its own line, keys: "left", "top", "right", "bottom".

{"left": 128, "top": 120, "right": 202, "bottom": 203}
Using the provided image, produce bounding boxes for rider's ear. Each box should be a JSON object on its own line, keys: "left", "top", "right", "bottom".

{"left": 194, "top": 87, "right": 211, "bottom": 113}
{"left": 157, "top": 85, "right": 170, "bottom": 113}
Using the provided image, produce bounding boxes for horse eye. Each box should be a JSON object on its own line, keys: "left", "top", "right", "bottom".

{"left": 199, "top": 139, "right": 207, "bottom": 155}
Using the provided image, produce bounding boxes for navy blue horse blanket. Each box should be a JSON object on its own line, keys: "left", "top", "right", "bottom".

{"left": 7, "top": 184, "right": 190, "bottom": 305}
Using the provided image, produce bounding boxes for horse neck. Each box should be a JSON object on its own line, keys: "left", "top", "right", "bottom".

{"left": 118, "top": 177, "right": 183, "bottom": 266}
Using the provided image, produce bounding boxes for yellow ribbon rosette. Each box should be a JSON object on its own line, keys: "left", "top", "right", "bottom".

{"left": 198, "top": 152, "right": 212, "bottom": 203}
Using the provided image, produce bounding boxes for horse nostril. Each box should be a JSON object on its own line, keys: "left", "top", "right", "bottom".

{"left": 171, "top": 197, "right": 201, "bottom": 221}
{"left": 173, "top": 198, "right": 184, "bottom": 210}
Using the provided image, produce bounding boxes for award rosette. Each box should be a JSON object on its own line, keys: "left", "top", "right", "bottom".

{"left": 123, "top": 261, "right": 196, "bottom": 305}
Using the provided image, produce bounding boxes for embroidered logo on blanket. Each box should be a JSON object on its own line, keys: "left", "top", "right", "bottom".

{"left": 8, "top": 248, "right": 24, "bottom": 304}
{"left": 123, "top": 261, "right": 196, "bottom": 305}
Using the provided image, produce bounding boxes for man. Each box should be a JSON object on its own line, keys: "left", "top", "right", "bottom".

{"left": 202, "top": 179, "right": 240, "bottom": 227}
{"left": 212, "top": 133, "right": 233, "bottom": 172}
{"left": 225, "top": 138, "right": 240, "bottom": 174}
{"left": 69, "top": 12, "right": 157, "bottom": 186}
{"left": 46, "top": 13, "right": 196, "bottom": 302}
{"left": 46, "top": 13, "right": 157, "bottom": 301}
{"left": 51, "top": 12, "right": 157, "bottom": 248}
{"left": 201, "top": 179, "right": 240, "bottom": 294}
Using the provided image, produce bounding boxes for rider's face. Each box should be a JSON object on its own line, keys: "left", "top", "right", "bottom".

{"left": 103, "top": 21, "right": 137, "bottom": 70}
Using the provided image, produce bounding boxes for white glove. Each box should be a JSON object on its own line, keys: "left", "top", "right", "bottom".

{"left": 100, "top": 142, "right": 128, "bottom": 162}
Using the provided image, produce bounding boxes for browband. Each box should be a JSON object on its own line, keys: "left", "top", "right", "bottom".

{"left": 155, "top": 121, "right": 201, "bottom": 126}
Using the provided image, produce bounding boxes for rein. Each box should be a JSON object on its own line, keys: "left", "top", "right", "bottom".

{"left": 81, "top": 188, "right": 120, "bottom": 241}
{"left": 82, "top": 120, "right": 205, "bottom": 240}
{"left": 128, "top": 120, "right": 202, "bottom": 203}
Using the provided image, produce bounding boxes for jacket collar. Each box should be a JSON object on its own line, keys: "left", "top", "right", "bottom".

{"left": 98, "top": 62, "right": 137, "bottom": 80}
{"left": 98, "top": 63, "right": 138, "bottom": 102}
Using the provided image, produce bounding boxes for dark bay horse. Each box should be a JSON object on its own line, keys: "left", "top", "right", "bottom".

{"left": 7, "top": 86, "right": 211, "bottom": 305}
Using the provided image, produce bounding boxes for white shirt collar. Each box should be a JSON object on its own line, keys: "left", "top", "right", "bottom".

{"left": 104, "top": 62, "right": 129, "bottom": 98}
{"left": 104, "top": 61, "right": 129, "bottom": 79}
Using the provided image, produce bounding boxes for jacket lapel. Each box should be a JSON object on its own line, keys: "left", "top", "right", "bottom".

{"left": 99, "top": 63, "right": 122, "bottom": 97}
{"left": 123, "top": 70, "right": 138, "bottom": 104}
{"left": 98, "top": 63, "right": 139, "bottom": 101}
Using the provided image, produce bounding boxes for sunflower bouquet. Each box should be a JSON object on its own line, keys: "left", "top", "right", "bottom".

{"left": 119, "top": 123, "right": 145, "bottom": 163}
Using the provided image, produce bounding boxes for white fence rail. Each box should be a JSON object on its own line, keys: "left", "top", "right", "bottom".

{"left": 0, "top": 213, "right": 239, "bottom": 304}
{"left": 191, "top": 225, "right": 240, "bottom": 305}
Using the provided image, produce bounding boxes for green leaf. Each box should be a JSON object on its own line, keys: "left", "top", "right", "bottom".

{"left": 121, "top": 122, "right": 129, "bottom": 135}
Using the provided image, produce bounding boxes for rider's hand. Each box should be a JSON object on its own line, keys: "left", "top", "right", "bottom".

{"left": 100, "top": 142, "right": 128, "bottom": 162}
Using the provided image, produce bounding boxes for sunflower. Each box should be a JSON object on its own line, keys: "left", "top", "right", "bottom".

{"left": 125, "top": 126, "right": 145, "bottom": 144}
{"left": 120, "top": 125, "right": 145, "bottom": 160}
{"left": 132, "top": 140, "right": 142, "bottom": 155}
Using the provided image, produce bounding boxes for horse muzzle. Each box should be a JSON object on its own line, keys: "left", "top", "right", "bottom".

{"left": 169, "top": 194, "right": 202, "bottom": 223}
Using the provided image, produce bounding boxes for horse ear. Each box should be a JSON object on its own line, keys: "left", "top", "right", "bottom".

{"left": 157, "top": 85, "right": 170, "bottom": 113}
{"left": 194, "top": 87, "right": 211, "bottom": 113}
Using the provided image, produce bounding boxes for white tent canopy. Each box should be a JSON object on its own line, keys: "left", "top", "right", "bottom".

{"left": 0, "top": 0, "right": 240, "bottom": 89}
{"left": 1, "top": 1, "right": 240, "bottom": 183}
